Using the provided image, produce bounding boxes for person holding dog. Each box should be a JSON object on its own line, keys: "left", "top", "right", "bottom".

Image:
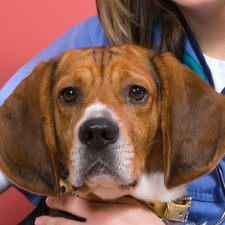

{"left": 1, "top": 0, "right": 225, "bottom": 224}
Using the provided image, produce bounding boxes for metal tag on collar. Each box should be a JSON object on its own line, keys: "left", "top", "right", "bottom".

{"left": 147, "top": 196, "right": 192, "bottom": 223}
{"left": 59, "top": 178, "right": 75, "bottom": 195}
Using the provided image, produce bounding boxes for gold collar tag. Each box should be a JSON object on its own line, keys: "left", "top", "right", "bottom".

{"left": 144, "top": 196, "right": 192, "bottom": 222}
{"left": 59, "top": 178, "right": 75, "bottom": 195}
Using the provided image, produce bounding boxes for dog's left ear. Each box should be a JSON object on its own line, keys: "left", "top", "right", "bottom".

{"left": 151, "top": 52, "right": 225, "bottom": 189}
{"left": 0, "top": 59, "right": 60, "bottom": 196}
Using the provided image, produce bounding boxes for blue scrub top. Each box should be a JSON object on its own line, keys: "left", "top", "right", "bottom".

{"left": 1, "top": 15, "right": 225, "bottom": 224}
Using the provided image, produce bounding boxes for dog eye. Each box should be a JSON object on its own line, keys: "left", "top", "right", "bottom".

{"left": 59, "top": 87, "right": 78, "bottom": 104}
{"left": 129, "top": 85, "right": 147, "bottom": 103}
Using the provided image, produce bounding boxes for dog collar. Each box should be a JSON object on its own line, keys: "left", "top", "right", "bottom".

{"left": 59, "top": 179, "right": 191, "bottom": 222}
{"left": 140, "top": 196, "right": 192, "bottom": 223}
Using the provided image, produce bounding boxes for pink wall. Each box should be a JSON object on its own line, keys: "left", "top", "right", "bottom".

{"left": 0, "top": 1, "right": 96, "bottom": 224}
{"left": 0, "top": 0, "right": 96, "bottom": 88}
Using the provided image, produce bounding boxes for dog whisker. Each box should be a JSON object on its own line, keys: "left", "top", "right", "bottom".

{"left": 133, "top": 139, "right": 162, "bottom": 149}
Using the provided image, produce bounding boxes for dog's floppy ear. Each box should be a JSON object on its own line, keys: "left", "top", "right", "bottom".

{"left": 0, "top": 59, "right": 60, "bottom": 196}
{"left": 151, "top": 52, "right": 225, "bottom": 189}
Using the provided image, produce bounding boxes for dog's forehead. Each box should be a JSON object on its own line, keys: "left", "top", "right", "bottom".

{"left": 57, "top": 46, "right": 152, "bottom": 71}
{"left": 52, "top": 45, "right": 160, "bottom": 97}
{"left": 54, "top": 46, "right": 157, "bottom": 86}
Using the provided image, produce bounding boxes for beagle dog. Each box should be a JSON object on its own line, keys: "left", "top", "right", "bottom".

{"left": 0, "top": 45, "right": 225, "bottom": 224}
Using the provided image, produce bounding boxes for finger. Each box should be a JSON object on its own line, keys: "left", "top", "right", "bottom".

{"left": 46, "top": 194, "right": 148, "bottom": 219}
{"left": 35, "top": 216, "right": 79, "bottom": 225}
{"left": 46, "top": 195, "right": 95, "bottom": 218}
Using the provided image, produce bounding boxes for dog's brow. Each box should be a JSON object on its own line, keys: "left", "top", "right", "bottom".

{"left": 148, "top": 59, "right": 162, "bottom": 94}
{"left": 108, "top": 49, "right": 120, "bottom": 61}
{"left": 91, "top": 48, "right": 121, "bottom": 80}
{"left": 91, "top": 48, "right": 120, "bottom": 62}
{"left": 101, "top": 48, "right": 105, "bottom": 69}
{"left": 92, "top": 49, "right": 98, "bottom": 63}
{"left": 50, "top": 58, "right": 60, "bottom": 94}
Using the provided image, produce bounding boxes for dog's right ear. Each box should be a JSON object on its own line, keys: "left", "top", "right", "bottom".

{"left": 151, "top": 52, "right": 225, "bottom": 189}
{"left": 0, "top": 59, "right": 60, "bottom": 196}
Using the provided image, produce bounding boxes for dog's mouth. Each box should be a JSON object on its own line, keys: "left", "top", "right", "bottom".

{"left": 73, "top": 162, "right": 130, "bottom": 187}
{"left": 68, "top": 162, "right": 137, "bottom": 199}
{"left": 85, "top": 164, "right": 136, "bottom": 186}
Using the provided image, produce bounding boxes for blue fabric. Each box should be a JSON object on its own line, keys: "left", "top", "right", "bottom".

{"left": 182, "top": 21, "right": 215, "bottom": 88}
{"left": 221, "top": 87, "right": 225, "bottom": 95}
{"left": 1, "top": 15, "right": 225, "bottom": 223}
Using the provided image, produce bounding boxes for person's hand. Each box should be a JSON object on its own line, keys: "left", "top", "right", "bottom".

{"left": 34, "top": 194, "right": 164, "bottom": 225}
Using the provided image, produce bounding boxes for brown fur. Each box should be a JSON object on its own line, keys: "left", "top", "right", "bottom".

{"left": 0, "top": 45, "right": 225, "bottom": 197}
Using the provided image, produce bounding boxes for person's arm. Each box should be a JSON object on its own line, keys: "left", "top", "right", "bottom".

{"left": 34, "top": 194, "right": 165, "bottom": 225}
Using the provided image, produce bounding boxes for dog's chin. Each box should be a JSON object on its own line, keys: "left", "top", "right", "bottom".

{"left": 74, "top": 173, "right": 186, "bottom": 202}
{"left": 76, "top": 175, "right": 136, "bottom": 200}
{"left": 69, "top": 162, "right": 137, "bottom": 199}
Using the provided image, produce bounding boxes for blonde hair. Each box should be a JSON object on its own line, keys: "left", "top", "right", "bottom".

{"left": 96, "top": 0, "right": 185, "bottom": 58}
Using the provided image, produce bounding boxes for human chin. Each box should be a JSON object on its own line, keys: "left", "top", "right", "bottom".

{"left": 171, "top": 0, "right": 223, "bottom": 8}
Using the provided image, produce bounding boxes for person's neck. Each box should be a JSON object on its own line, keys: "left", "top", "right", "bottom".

{"left": 178, "top": 3, "right": 225, "bottom": 60}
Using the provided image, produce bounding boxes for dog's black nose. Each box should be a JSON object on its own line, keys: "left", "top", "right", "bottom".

{"left": 79, "top": 119, "right": 119, "bottom": 150}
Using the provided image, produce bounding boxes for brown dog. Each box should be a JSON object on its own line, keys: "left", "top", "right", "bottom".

{"left": 0, "top": 45, "right": 225, "bottom": 222}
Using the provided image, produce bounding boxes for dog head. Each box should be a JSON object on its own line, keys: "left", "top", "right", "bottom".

{"left": 0, "top": 45, "right": 225, "bottom": 202}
